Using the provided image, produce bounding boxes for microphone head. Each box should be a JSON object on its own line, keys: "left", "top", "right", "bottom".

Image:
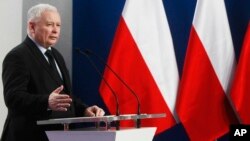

{"left": 75, "top": 48, "right": 89, "bottom": 56}
{"left": 75, "top": 48, "right": 81, "bottom": 52}
{"left": 83, "top": 48, "right": 93, "bottom": 55}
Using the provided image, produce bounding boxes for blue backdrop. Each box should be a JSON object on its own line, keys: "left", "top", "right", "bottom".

{"left": 72, "top": 0, "right": 250, "bottom": 140}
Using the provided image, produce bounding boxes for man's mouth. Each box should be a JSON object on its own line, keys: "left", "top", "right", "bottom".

{"left": 49, "top": 36, "right": 57, "bottom": 40}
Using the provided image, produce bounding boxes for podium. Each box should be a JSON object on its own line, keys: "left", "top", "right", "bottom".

{"left": 45, "top": 127, "right": 156, "bottom": 141}
{"left": 37, "top": 113, "right": 166, "bottom": 141}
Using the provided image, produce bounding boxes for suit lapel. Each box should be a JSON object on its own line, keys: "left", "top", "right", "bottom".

{"left": 51, "top": 48, "right": 71, "bottom": 93}
{"left": 24, "top": 36, "right": 63, "bottom": 86}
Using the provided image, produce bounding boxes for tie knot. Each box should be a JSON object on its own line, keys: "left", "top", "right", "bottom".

{"left": 45, "top": 50, "right": 54, "bottom": 59}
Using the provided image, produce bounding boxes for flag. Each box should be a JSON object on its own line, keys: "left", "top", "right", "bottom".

{"left": 230, "top": 22, "right": 250, "bottom": 124}
{"left": 99, "top": 0, "right": 179, "bottom": 134}
{"left": 176, "top": 0, "right": 238, "bottom": 140}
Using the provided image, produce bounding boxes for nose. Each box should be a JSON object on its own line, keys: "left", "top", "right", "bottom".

{"left": 52, "top": 25, "right": 60, "bottom": 33}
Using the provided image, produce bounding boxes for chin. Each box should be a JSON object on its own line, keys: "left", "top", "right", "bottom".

{"left": 49, "top": 42, "right": 57, "bottom": 46}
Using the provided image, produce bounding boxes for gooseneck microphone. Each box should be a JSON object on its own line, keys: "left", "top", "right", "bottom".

{"left": 75, "top": 48, "right": 120, "bottom": 130}
{"left": 83, "top": 48, "right": 141, "bottom": 128}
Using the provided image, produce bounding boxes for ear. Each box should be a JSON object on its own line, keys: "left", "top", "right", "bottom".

{"left": 28, "top": 22, "right": 35, "bottom": 34}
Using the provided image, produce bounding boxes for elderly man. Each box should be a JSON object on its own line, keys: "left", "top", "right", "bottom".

{"left": 1, "top": 3, "right": 104, "bottom": 141}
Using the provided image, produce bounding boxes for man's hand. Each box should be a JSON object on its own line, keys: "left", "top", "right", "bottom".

{"left": 84, "top": 105, "right": 105, "bottom": 117}
{"left": 48, "top": 85, "right": 72, "bottom": 111}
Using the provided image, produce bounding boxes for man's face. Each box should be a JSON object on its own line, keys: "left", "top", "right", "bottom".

{"left": 29, "top": 11, "right": 61, "bottom": 48}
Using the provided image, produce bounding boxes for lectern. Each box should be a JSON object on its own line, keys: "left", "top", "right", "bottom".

{"left": 37, "top": 113, "right": 166, "bottom": 141}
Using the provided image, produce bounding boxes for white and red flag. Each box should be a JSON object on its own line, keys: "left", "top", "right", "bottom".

{"left": 99, "top": 0, "right": 179, "bottom": 134}
{"left": 176, "top": 0, "right": 238, "bottom": 140}
{"left": 230, "top": 22, "right": 250, "bottom": 124}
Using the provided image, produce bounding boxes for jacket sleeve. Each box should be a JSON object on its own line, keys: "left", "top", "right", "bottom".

{"left": 73, "top": 97, "right": 89, "bottom": 117}
{"left": 2, "top": 50, "right": 49, "bottom": 116}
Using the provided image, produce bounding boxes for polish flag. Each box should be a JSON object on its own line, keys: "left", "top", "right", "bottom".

{"left": 230, "top": 22, "right": 250, "bottom": 124}
{"left": 99, "top": 0, "right": 179, "bottom": 134}
{"left": 176, "top": 0, "right": 238, "bottom": 140}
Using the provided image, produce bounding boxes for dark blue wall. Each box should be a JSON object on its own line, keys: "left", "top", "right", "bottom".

{"left": 72, "top": 0, "right": 250, "bottom": 140}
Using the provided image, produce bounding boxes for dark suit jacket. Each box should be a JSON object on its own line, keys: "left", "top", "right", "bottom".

{"left": 1, "top": 36, "right": 87, "bottom": 141}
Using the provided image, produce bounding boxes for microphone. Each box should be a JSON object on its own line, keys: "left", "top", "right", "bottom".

{"left": 83, "top": 48, "right": 141, "bottom": 128}
{"left": 75, "top": 48, "right": 120, "bottom": 130}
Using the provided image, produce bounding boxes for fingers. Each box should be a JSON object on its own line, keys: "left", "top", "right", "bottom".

{"left": 55, "top": 102, "right": 71, "bottom": 111}
{"left": 48, "top": 86, "right": 72, "bottom": 112}
{"left": 95, "top": 108, "right": 105, "bottom": 116}
{"left": 84, "top": 108, "right": 96, "bottom": 117}
{"left": 56, "top": 97, "right": 72, "bottom": 103}
{"left": 84, "top": 105, "right": 105, "bottom": 117}
{"left": 48, "top": 94, "right": 72, "bottom": 111}
{"left": 53, "top": 85, "right": 64, "bottom": 94}
{"left": 92, "top": 105, "right": 105, "bottom": 116}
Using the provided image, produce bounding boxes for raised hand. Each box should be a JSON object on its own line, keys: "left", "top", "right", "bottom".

{"left": 48, "top": 85, "right": 72, "bottom": 111}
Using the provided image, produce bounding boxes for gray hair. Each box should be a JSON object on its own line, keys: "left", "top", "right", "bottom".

{"left": 27, "top": 4, "right": 58, "bottom": 34}
{"left": 27, "top": 3, "right": 58, "bottom": 22}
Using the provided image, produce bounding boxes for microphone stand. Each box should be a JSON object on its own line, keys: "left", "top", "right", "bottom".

{"left": 76, "top": 48, "right": 120, "bottom": 130}
{"left": 83, "top": 49, "right": 141, "bottom": 128}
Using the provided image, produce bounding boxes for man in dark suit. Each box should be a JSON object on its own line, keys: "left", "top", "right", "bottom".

{"left": 1, "top": 3, "right": 105, "bottom": 141}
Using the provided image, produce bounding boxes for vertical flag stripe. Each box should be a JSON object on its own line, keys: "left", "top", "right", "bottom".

{"left": 122, "top": 0, "right": 179, "bottom": 117}
{"left": 230, "top": 22, "right": 250, "bottom": 124}
{"left": 193, "top": 0, "right": 235, "bottom": 93}
{"left": 177, "top": 0, "right": 238, "bottom": 140}
{"left": 100, "top": 0, "right": 179, "bottom": 134}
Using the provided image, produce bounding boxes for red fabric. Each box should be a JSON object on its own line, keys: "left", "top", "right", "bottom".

{"left": 99, "top": 17, "right": 176, "bottom": 134}
{"left": 230, "top": 22, "right": 250, "bottom": 124}
{"left": 176, "top": 27, "right": 238, "bottom": 141}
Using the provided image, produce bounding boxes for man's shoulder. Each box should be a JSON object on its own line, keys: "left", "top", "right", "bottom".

{"left": 3, "top": 38, "right": 34, "bottom": 63}
{"left": 7, "top": 41, "right": 28, "bottom": 56}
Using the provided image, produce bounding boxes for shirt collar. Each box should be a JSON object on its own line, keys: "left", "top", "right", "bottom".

{"left": 28, "top": 35, "right": 52, "bottom": 54}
